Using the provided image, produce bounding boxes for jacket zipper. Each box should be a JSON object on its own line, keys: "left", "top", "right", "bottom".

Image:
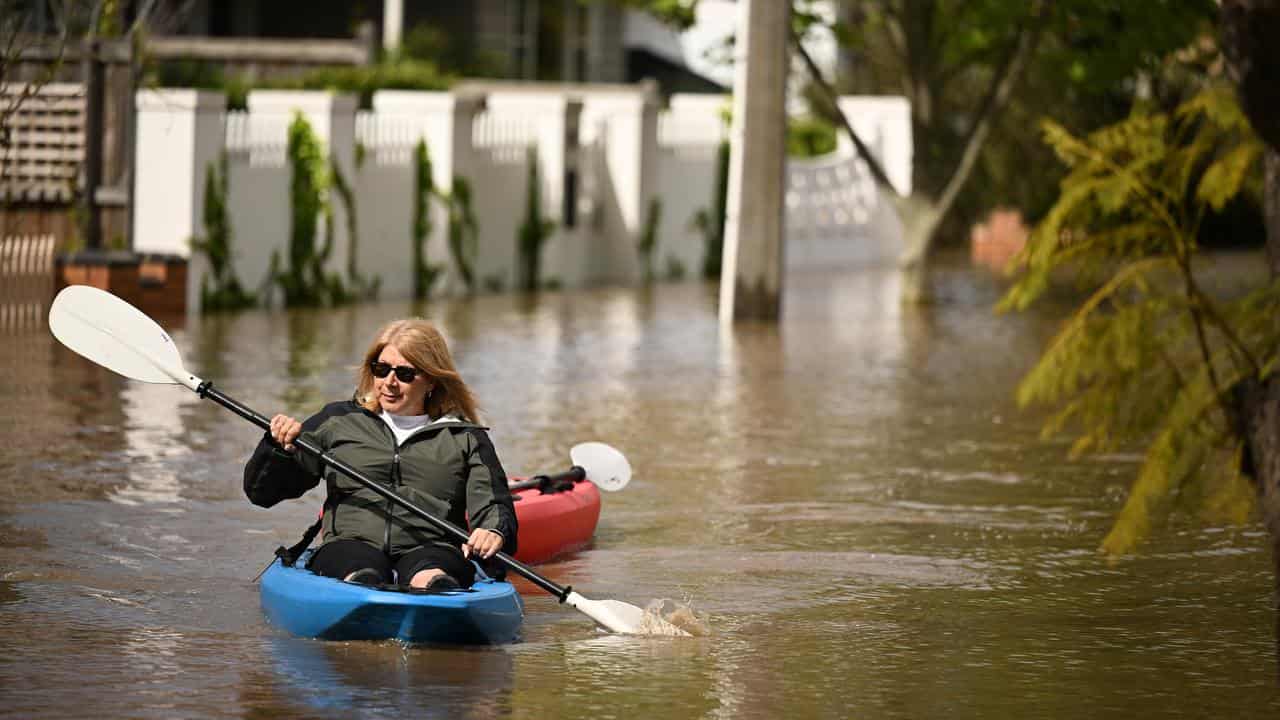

{"left": 367, "top": 414, "right": 399, "bottom": 556}
{"left": 364, "top": 408, "right": 459, "bottom": 554}
{"left": 384, "top": 446, "right": 401, "bottom": 555}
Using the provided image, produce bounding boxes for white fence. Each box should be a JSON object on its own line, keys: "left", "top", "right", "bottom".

{"left": 131, "top": 87, "right": 911, "bottom": 312}
{"left": 0, "top": 234, "right": 58, "bottom": 331}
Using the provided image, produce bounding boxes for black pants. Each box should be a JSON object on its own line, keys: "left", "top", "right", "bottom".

{"left": 308, "top": 538, "right": 476, "bottom": 587}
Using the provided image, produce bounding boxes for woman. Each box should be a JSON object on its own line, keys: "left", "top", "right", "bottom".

{"left": 243, "top": 318, "right": 517, "bottom": 591}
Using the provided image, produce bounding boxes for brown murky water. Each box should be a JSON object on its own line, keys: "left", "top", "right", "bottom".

{"left": 1, "top": 254, "right": 1278, "bottom": 718}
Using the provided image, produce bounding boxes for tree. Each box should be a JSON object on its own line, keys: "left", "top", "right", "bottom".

{"left": 612, "top": 0, "right": 697, "bottom": 30}
{"left": 801, "top": 0, "right": 1218, "bottom": 301}
{"left": 1000, "top": 85, "right": 1268, "bottom": 551}
{"left": 1220, "top": 0, "right": 1280, "bottom": 657}
{"left": 1004, "top": 0, "right": 1280, "bottom": 657}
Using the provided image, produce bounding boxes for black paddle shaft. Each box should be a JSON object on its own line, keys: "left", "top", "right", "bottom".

{"left": 197, "top": 382, "right": 573, "bottom": 601}
{"left": 508, "top": 466, "right": 586, "bottom": 492}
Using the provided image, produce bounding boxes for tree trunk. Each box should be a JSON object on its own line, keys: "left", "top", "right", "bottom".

{"left": 1222, "top": 0, "right": 1280, "bottom": 670}
{"left": 1241, "top": 146, "right": 1280, "bottom": 673}
{"left": 895, "top": 195, "right": 943, "bottom": 302}
{"left": 1237, "top": 365, "right": 1280, "bottom": 671}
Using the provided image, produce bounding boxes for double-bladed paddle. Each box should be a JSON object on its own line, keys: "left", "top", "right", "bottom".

{"left": 48, "top": 284, "right": 685, "bottom": 637}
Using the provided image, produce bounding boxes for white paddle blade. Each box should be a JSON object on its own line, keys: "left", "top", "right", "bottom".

{"left": 570, "top": 441, "right": 631, "bottom": 491}
{"left": 563, "top": 592, "right": 646, "bottom": 634}
{"left": 563, "top": 592, "right": 693, "bottom": 636}
{"left": 48, "top": 285, "right": 200, "bottom": 390}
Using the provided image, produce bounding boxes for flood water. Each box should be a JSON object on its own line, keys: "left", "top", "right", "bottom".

{"left": 1, "top": 254, "right": 1278, "bottom": 718}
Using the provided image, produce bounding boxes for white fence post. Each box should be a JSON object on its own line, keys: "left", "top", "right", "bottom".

{"left": 372, "top": 91, "right": 484, "bottom": 193}
{"left": 579, "top": 85, "right": 660, "bottom": 286}
{"left": 485, "top": 91, "right": 581, "bottom": 289}
{"left": 132, "top": 89, "right": 226, "bottom": 314}
{"left": 656, "top": 93, "right": 730, "bottom": 282}
{"left": 369, "top": 90, "right": 483, "bottom": 296}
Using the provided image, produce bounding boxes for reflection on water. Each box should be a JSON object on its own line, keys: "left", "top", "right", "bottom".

{"left": 113, "top": 379, "right": 198, "bottom": 505}
{"left": 0, "top": 255, "right": 1278, "bottom": 718}
{"left": 249, "top": 638, "right": 516, "bottom": 719}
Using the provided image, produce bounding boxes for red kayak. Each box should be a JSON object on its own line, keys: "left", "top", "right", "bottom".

{"left": 508, "top": 476, "right": 601, "bottom": 564}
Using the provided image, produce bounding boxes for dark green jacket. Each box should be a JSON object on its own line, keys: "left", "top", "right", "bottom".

{"left": 243, "top": 400, "right": 517, "bottom": 556}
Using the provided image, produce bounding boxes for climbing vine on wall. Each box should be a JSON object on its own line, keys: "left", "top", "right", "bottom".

{"left": 273, "top": 112, "right": 349, "bottom": 307}
{"left": 446, "top": 176, "right": 478, "bottom": 293}
{"left": 517, "top": 146, "right": 555, "bottom": 292}
{"left": 190, "top": 153, "right": 255, "bottom": 311}
{"left": 330, "top": 159, "right": 379, "bottom": 300}
{"left": 691, "top": 139, "right": 730, "bottom": 279}
{"left": 412, "top": 139, "right": 445, "bottom": 299}
{"left": 637, "top": 197, "right": 662, "bottom": 284}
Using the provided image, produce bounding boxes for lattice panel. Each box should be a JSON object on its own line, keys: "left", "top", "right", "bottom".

{"left": 0, "top": 83, "right": 85, "bottom": 203}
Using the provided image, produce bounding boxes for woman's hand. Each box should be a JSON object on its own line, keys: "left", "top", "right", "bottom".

{"left": 463, "top": 528, "right": 504, "bottom": 560}
{"left": 269, "top": 414, "right": 302, "bottom": 453}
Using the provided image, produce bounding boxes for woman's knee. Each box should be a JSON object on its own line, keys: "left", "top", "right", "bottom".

{"left": 308, "top": 539, "right": 393, "bottom": 583}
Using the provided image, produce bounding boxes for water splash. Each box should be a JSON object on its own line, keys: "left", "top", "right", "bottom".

{"left": 637, "top": 598, "right": 710, "bottom": 637}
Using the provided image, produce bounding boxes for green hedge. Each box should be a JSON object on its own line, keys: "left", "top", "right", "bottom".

{"left": 148, "top": 59, "right": 453, "bottom": 110}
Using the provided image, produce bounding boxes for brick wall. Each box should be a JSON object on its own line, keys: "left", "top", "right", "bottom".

{"left": 56, "top": 251, "right": 187, "bottom": 317}
{"left": 970, "top": 209, "right": 1028, "bottom": 275}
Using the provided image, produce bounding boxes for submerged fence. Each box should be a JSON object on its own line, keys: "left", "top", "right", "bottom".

{"left": 0, "top": 234, "right": 58, "bottom": 331}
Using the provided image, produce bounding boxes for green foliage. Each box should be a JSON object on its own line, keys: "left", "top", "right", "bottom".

{"left": 330, "top": 158, "right": 379, "bottom": 300}
{"left": 482, "top": 272, "right": 506, "bottom": 293}
{"left": 148, "top": 59, "right": 451, "bottom": 111}
{"left": 146, "top": 59, "right": 251, "bottom": 109}
{"left": 446, "top": 176, "right": 479, "bottom": 294}
{"left": 190, "top": 154, "right": 255, "bottom": 311}
{"left": 96, "top": 1, "right": 119, "bottom": 35}
{"left": 665, "top": 254, "right": 687, "bottom": 282}
{"left": 612, "top": 0, "right": 697, "bottom": 30}
{"left": 399, "top": 24, "right": 506, "bottom": 78}
{"left": 1000, "top": 85, "right": 1279, "bottom": 553}
{"left": 787, "top": 115, "right": 838, "bottom": 158}
{"left": 412, "top": 139, "right": 444, "bottom": 300}
{"left": 280, "top": 60, "right": 451, "bottom": 108}
{"left": 276, "top": 113, "right": 349, "bottom": 307}
{"left": 638, "top": 197, "right": 663, "bottom": 283}
{"left": 832, "top": 0, "right": 1218, "bottom": 242}
{"left": 517, "top": 147, "right": 556, "bottom": 293}
{"left": 1033, "top": 0, "right": 1219, "bottom": 97}
{"left": 691, "top": 139, "right": 730, "bottom": 279}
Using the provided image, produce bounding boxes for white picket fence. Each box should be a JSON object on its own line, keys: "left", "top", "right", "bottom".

{"left": 0, "top": 234, "right": 58, "bottom": 331}
{"left": 131, "top": 88, "right": 912, "bottom": 312}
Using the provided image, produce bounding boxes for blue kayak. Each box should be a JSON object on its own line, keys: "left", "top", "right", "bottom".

{"left": 259, "top": 551, "right": 523, "bottom": 644}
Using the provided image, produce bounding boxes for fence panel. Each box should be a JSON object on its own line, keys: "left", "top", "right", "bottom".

{"left": 0, "top": 234, "right": 58, "bottom": 331}
{"left": 0, "top": 84, "right": 84, "bottom": 203}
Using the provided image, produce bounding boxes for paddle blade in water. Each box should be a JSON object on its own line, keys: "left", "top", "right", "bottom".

{"left": 48, "top": 285, "right": 198, "bottom": 389}
{"left": 571, "top": 442, "right": 632, "bottom": 491}
{"left": 640, "top": 598, "right": 709, "bottom": 636}
{"left": 563, "top": 592, "right": 692, "bottom": 636}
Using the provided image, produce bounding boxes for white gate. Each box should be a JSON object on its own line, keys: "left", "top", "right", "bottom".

{"left": 785, "top": 151, "right": 900, "bottom": 270}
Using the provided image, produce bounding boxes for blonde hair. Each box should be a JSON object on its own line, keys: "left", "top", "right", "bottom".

{"left": 356, "top": 318, "right": 481, "bottom": 422}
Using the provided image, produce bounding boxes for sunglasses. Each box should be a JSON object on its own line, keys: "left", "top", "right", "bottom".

{"left": 370, "top": 361, "right": 422, "bottom": 383}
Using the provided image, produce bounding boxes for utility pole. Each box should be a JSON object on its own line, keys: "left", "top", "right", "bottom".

{"left": 719, "top": 0, "right": 789, "bottom": 325}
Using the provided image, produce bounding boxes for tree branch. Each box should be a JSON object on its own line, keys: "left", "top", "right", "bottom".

{"left": 790, "top": 25, "right": 900, "bottom": 197}
{"left": 880, "top": 5, "right": 908, "bottom": 69}
{"left": 933, "top": 0, "right": 1047, "bottom": 218}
